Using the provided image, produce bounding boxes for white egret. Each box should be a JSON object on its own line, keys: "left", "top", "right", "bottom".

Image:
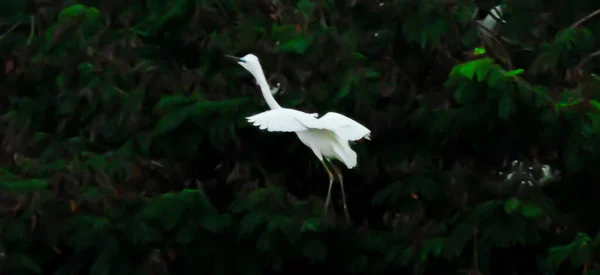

{"left": 226, "top": 53, "right": 371, "bottom": 223}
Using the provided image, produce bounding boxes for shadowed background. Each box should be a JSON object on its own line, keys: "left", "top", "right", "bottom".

{"left": 1, "top": 0, "right": 600, "bottom": 274}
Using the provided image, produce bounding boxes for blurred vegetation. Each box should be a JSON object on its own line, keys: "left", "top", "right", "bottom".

{"left": 1, "top": 0, "right": 600, "bottom": 274}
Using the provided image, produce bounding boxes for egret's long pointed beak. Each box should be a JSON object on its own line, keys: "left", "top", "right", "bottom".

{"left": 224, "top": 54, "right": 243, "bottom": 62}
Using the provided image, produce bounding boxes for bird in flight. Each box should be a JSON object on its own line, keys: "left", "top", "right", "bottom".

{"left": 226, "top": 53, "right": 371, "bottom": 224}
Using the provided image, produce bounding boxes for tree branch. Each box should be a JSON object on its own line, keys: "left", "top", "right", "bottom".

{"left": 576, "top": 49, "right": 600, "bottom": 69}
{"left": 571, "top": 9, "right": 600, "bottom": 29}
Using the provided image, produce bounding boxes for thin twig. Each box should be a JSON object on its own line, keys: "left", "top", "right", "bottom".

{"left": 571, "top": 9, "right": 600, "bottom": 29}
{"left": 571, "top": 9, "right": 600, "bottom": 70}
{"left": 0, "top": 22, "right": 22, "bottom": 42}
{"left": 25, "top": 15, "right": 35, "bottom": 46}
{"left": 576, "top": 49, "right": 600, "bottom": 69}
{"left": 470, "top": 7, "right": 479, "bottom": 21}
{"left": 473, "top": 223, "right": 480, "bottom": 273}
{"left": 213, "top": 0, "right": 229, "bottom": 19}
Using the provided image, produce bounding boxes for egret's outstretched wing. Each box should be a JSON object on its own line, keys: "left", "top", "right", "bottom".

{"left": 318, "top": 112, "right": 371, "bottom": 141}
{"left": 246, "top": 108, "right": 324, "bottom": 132}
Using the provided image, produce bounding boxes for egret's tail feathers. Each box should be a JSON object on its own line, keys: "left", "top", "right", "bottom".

{"left": 332, "top": 140, "right": 358, "bottom": 169}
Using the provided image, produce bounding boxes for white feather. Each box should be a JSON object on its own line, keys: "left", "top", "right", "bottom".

{"left": 318, "top": 112, "right": 371, "bottom": 141}
{"left": 247, "top": 109, "right": 370, "bottom": 142}
{"left": 246, "top": 108, "right": 321, "bottom": 132}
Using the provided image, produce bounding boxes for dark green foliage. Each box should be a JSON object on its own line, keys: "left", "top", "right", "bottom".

{"left": 2, "top": 0, "right": 600, "bottom": 274}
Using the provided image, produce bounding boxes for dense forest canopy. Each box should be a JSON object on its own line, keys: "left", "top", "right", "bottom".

{"left": 2, "top": 0, "right": 600, "bottom": 274}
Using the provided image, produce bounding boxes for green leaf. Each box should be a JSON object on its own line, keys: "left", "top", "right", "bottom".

{"left": 547, "top": 245, "right": 572, "bottom": 268}
{"left": 299, "top": 239, "right": 327, "bottom": 263}
{"left": 505, "top": 68, "right": 524, "bottom": 77}
{"left": 277, "top": 36, "right": 314, "bottom": 54}
{"left": 154, "top": 106, "right": 194, "bottom": 135}
{"left": 400, "top": 246, "right": 415, "bottom": 263}
{"left": 239, "top": 211, "right": 266, "bottom": 236}
{"left": 271, "top": 255, "right": 284, "bottom": 271}
{"left": 371, "top": 184, "right": 398, "bottom": 205}
{"left": 256, "top": 232, "right": 272, "bottom": 252}
{"left": 162, "top": 207, "right": 183, "bottom": 231}
{"left": 419, "top": 237, "right": 444, "bottom": 261}
{"left": 385, "top": 245, "right": 403, "bottom": 262}
{"left": 200, "top": 213, "right": 232, "bottom": 233}
{"left": 504, "top": 197, "right": 520, "bottom": 213}
{"left": 487, "top": 69, "right": 508, "bottom": 87}
{"left": 156, "top": 95, "right": 195, "bottom": 110}
{"left": 574, "top": 232, "right": 592, "bottom": 246}
{"left": 82, "top": 186, "right": 102, "bottom": 201}
{"left": 350, "top": 51, "right": 366, "bottom": 61}
{"left": 247, "top": 188, "right": 271, "bottom": 204}
{"left": 414, "top": 175, "right": 441, "bottom": 200}
{"left": 77, "top": 62, "right": 95, "bottom": 75}
{"left": 59, "top": 4, "right": 87, "bottom": 19}
{"left": 590, "top": 99, "right": 600, "bottom": 110}
{"left": 271, "top": 25, "right": 297, "bottom": 41}
{"left": 89, "top": 252, "right": 111, "bottom": 275}
{"left": 300, "top": 218, "right": 320, "bottom": 232}
{"left": 337, "top": 70, "right": 356, "bottom": 99}
{"left": 11, "top": 253, "right": 42, "bottom": 274}
{"left": 455, "top": 58, "right": 494, "bottom": 80}
{"left": 229, "top": 198, "right": 252, "bottom": 213}
{"left": 179, "top": 188, "right": 208, "bottom": 208}
{"left": 474, "top": 47, "right": 486, "bottom": 56}
{"left": 0, "top": 179, "right": 48, "bottom": 193}
{"left": 363, "top": 69, "right": 380, "bottom": 79}
{"left": 521, "top": 203, "right": 543, "bottom": 218}
{"left": 175, "top": 225, "right": 196, "bottom": 245}
{"left": 475, "top": 63, "right": 492, "bottom": 81}
{"left": 498, "top": 92, "right": 514, "bottom": 120}
{"left": 58, "top": 4, "right": 100, "bottom": 22}
{"left": 453, "top": 81, "right": 469, "bottom": 103}
{"left": 4, "top": 220, "right": 28, "bottom": 242}
{"left": 296, "top": 0, "right": 316, "bottom": 17}
{"left": 267, "top": 215, "right": 291, "bottom": 232}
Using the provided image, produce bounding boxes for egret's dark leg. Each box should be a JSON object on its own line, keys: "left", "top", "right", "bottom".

{"left": 328, "top": 160, "right": 351, "bottom": 225}
{"left": 320, "top": 159, "right": 335, "bottom": 216}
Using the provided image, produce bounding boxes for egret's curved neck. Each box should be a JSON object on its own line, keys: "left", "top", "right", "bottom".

{"left": 252, "top": 66, "right": 281, "bottom": 109}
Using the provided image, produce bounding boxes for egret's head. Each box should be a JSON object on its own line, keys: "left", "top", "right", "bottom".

{"left": 225, "top": 53, "right": 263, "bottom": 77}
